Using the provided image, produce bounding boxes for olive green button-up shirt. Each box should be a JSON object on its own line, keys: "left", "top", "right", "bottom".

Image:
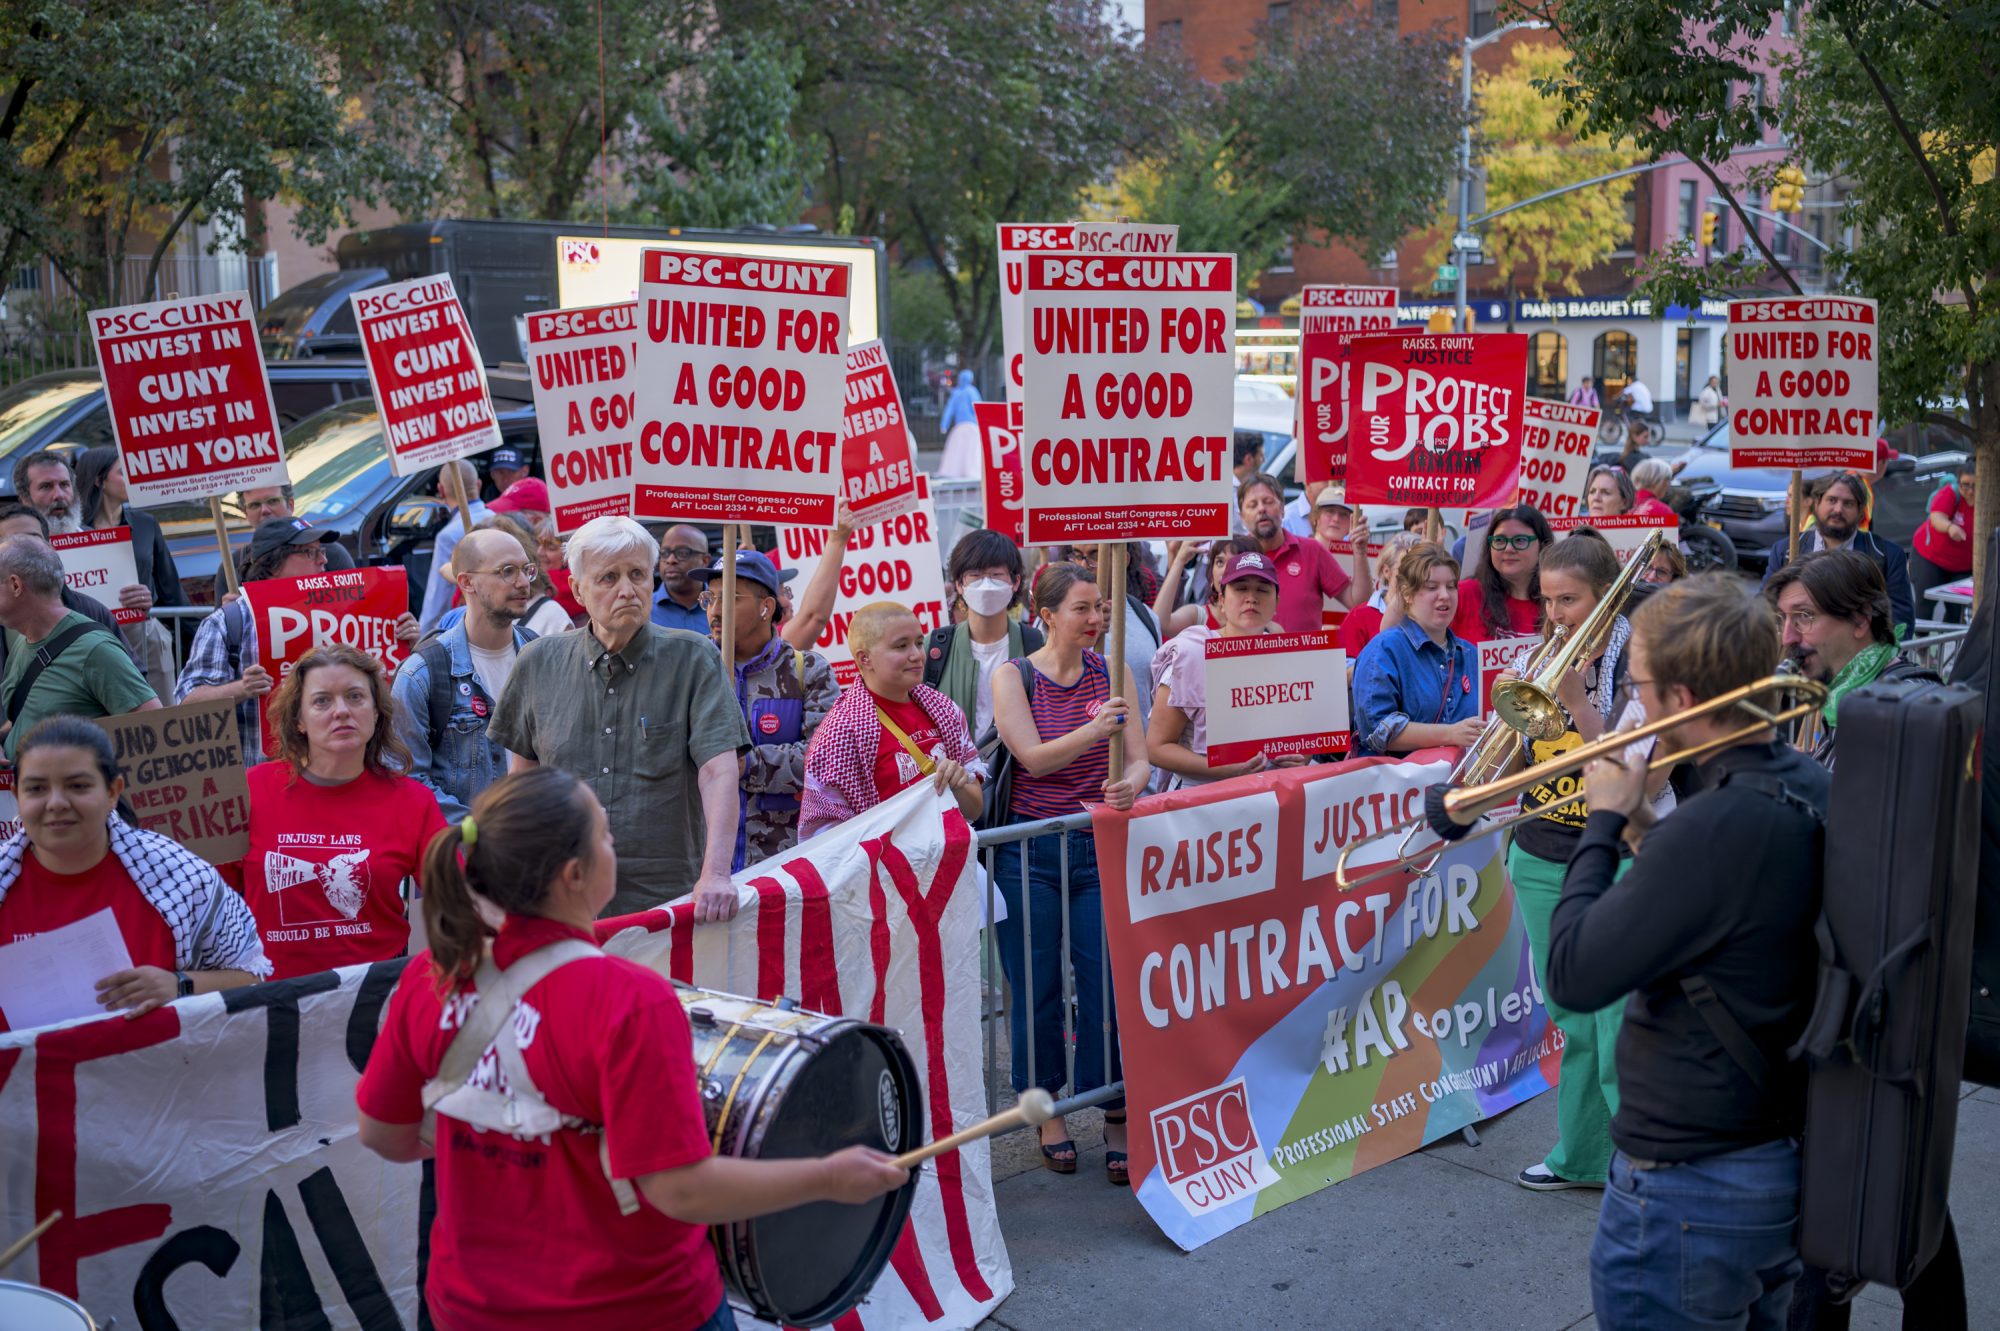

{"left": 489, "top": 623, "right": 748, "bottom": 916}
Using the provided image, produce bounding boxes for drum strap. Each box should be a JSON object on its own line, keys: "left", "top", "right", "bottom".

{"left": 421, "top": 938, "right": 643, "bottom": 1217}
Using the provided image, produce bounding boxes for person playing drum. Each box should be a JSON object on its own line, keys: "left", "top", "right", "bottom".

{"left": 356, "top": 767, "right": 907, "bottom": 1331}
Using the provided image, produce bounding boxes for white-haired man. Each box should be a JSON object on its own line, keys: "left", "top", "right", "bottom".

{"left": 488, "top": 515, "right": 748, "bottom": 920}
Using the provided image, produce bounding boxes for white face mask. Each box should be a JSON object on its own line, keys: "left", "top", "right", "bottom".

{"left": 961, "top": 577, "right": 1014, "bottom": 618}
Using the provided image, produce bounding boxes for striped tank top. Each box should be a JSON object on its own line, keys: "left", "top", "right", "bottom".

{"left": 1010, "top": 651, "right": 1113, "bottom": 818}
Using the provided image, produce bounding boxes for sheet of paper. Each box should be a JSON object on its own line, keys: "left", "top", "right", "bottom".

{"left": 0, "top": 907, "right": 133, "bottom": 1031}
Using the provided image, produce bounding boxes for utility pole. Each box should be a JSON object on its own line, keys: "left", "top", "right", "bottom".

{"left": 1455, "top": 20, "right": 1547, "bottom": 332}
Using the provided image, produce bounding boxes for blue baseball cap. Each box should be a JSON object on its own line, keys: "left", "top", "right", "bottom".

{"left": 489, "top": 447, "right": 527, "bottom": 471}
{"left": 692, "top": 548, "right": 796, "bottom": 597}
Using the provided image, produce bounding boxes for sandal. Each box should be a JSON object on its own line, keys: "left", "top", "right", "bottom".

{"left": 1039, "top": 1120, "right": 1077, "bottom": 1175}
{"left": 1104, "top": 1111, "right": 1129, "bottom": 1187}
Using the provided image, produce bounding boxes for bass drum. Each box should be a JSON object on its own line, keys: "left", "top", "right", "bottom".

{"left": 679, "top": 987, "right": 921, "bottom": 1327}
{"left": 0, "top": 1281, "right": 95, "bottom": 1330}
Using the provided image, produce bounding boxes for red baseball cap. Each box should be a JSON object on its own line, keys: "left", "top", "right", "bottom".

{"left": 488, "top": 477, "right": 550, "bottom": 515}
{"left": 1220, "top": 550, "right": 1280, "bottom": 586}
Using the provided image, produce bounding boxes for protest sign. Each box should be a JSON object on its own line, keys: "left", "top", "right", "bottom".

{"left": 1092, "top": 754, "right": 1553, "bottom": 1250}
{"left": 94, "top": 699, "right": 249, "bottom": 864}
{"left": 1345, "top": 332, "right": 1527, "bottom": 510}
{"left": 1726, "top": 296, "right": 1878, "bottom": 470}
{"left": 87, "top": 291, "right": 288, "bottom": 506}
{"left": 1518, "top": 398, "right": 1599, "bottom": 518}
{"left": 49, "top": 528, "right": 143, "bottom": 624}
{"left": 1020, "top": 253, "right": 1237, "bottom": 543}
{"left": 840, "top": 339, "right": 921, "bottom": 526}
{"left": 1320, "top": 537, "right": 1384, "bottom": 632}
{"left": 975, "top": 401, "right": 1025, "bottom": 545}
{"left": 0, "top": 770, "right": 16, "bottom": 840}
{"left": 352, "top": 274, "right": 503, "bottom": 476}
{"left": 1000, "top": 223, "right": 1181, "bottom": 406}
{"left": 525, "top": 299, "right": 638, "bottom": 532}
{"left": 246, "top": 565, "right": 409, "bottom": 751}
{"left": 0, "top": 785, "right": 1006, "bottom": 1331}
{"left": 1203, "top": 632, "right": 1350, "bottom": 762}
{"left": 776, "top": 478, "right": 948, "bottom": 687}
{"left": 1299, "top": 325, "right": 1426, "bottom": 485}
{"left": 1073, "top": 222, "right": 1179, "bottom": 254}
{"left": 1477, "top": 634, "right": 1542, "bottom": 716}
{"left": 633, "top": 248, "right": 849, "bottom": 526}
{"left": 1548, "top": 513, "right": 1677, "bottom": 565}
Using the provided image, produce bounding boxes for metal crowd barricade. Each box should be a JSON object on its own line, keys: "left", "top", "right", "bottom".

{"left": 152, "top": 605, "right": 218, "bottom": 683}
{"left": 1906, "top": 624, "right": 1972, "bottom": 678}
{"left": 973, "top": 811, "right": 1124, "bottom": 1124}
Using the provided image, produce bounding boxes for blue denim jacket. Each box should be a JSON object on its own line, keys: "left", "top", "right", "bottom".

{"left": 1349, "top": 617, "right": 1478, "bottom": 756}
{"left": 391, "top": 621, "right": 537, "bottom": 822}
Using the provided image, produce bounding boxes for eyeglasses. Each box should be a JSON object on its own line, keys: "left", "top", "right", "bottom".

{"left": 473, "top": 562, "right": 537, "bottom": 583}
{"left": 698, "top": 589, "right": 766, "bottom": 610}
{"left": 1777, "top": 609, "right": 1820, "bottom": 632}
{"left": 1488, "top": 534, "right": 1539, "bottom": 551}
{"left": 660, "top": 545, "right": 707, "bottom": 564}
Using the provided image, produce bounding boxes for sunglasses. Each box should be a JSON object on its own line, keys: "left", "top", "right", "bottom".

{"left": 1488, "top": 534, "right": 1539, "bottom": 552}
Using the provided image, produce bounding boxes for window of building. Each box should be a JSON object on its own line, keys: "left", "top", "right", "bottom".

{"left": 1373, "top": 0, "right": 1399, "bottom": 25}
{"left": 1678, "top": 181, "right": 1698, "bottom": 240}
{"left": 1267, "top": 1, "right": 1292, "bottom": 38}
{"left": 1712, "top": 206, "right": 1730, "bottom": 254}
{"left": 1782, "top": 1, "right": 1797, "bottom": 37}
{"left": 1155, "top": 18, "right": 1182, "bottom": 45}
{"left": 1469, "top": 0, "right": 1496, "bottom": 38}
{"left": 1270, "top": 235, "right": 1296, "bottom": 274}
{"left": 1610, "top": 184, "right": 1637, "bottom": 257}
{"left": 1527, "top": 332, "right": 1568, "bottom": 400}
{"left": 1773, "top": 214, "right": 1793, "bottom": 262}
{"left": 1593, "top": 331, "right": 1638, "bottom": 399}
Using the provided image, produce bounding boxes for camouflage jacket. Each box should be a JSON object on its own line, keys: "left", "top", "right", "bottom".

{"left": 734, "top": 632, "right": 840, "bottom": 868}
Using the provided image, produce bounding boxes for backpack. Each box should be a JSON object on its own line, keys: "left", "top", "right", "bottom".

{"left": 415, "top": 624, "right": 538, "bottom": 753}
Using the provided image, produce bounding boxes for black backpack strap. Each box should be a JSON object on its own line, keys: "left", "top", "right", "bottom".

{"left": 7, "top": 620, "right": 113, "bottom": 727}
{"left": 1718, "top": 768, "right": 1827, "bottom": 824}
{"left": 1680, "top": 973, "right": 1783, "bottom": 1103}
{"left": 223, "top": 598, "right": 246, "bottom": 679}
{"left": 419, "top": 638, "right": 455, "bottom": 754}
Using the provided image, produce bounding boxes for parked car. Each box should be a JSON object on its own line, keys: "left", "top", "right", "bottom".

{"left": 255, "top": 269, "right": 387, "bottom": 359}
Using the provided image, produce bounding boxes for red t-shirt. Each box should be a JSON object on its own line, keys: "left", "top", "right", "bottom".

{"left": 238, "top": 764, "right": 447, "bottom": 979}
{"left": 1913, "top": 485, "right": 1975, "bottom": 574}
{"left": 1339, "top": 604, "right": 1385, "bottom": 657}
{"left": 1451, "top": 578, "right": 1540, "bottom": 644}
{"left": 869, "top": 689, "right": 940, "bottom": 799}
{"left": 1267, "top": 534, "right": 1352, "bottom": 635}
{"left": 0, "top": 850, "right": 176, "bottom": 1031}
{"left": 356, "top": 915, "right": 722, "bottom": 1331}
{"left": 1632, "top": 492, "right": 1676, "bottom": 519}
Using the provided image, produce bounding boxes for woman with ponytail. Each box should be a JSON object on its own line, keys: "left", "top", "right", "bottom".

{"left": 357, "top": 768, "right": 907, "bottom": 1331}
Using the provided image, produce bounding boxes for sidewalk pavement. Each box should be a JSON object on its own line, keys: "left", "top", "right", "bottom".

{"left": 976, "top": 1081, "right": 1999, "bottom": 1330}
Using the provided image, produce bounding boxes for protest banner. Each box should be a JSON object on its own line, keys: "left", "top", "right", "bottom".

{"left": 246, "top": 565, "right": 410, "bottom": 751}
{"left": 1203, "top": 632, "right": 1350, "bottom": 762}
{"left": 525, "top": 299, "right": 638, "bottom": 532}
{"left": 1477, "top": 634, "right": 1542, "bottom": 716}
{"left": 49, "top": 528, "right": 144, "bottom": 624}
{"left": 1548, "top": 512, "right": 1677, "bottom": 565}
{"left": 1297, "top": 288, "right": 1401, "bottom": 484}
{"left": 351, "top": 274, "right": 503, "bottom": 477}
{"left": 94, "top": 699, "right": 248, "bottom": 865}
{"left": 1020, "top": 253, "right": 1237, "bottom": 544}
{"left": 1726, "top": 296, "right": 1878, "bottom": 470}
{"left": 1091, "top": 754, "right": 1553, "bottom": 1250}
{"left": 776, "top": 479, "right": 948, "bottom": 686}
{"left": 632, "top": 248, "right": 850, "bottom": 527}
{"left": 975, "top": 401, "right": 1025, "bottom": 545}
{"left": 1345, "top": 332, "right": 1528, "bottom": 511}
{"left": 87, "top": 291, "right": 289, "bottom": 507}
{"left": 0, "top": 785, "right": 1007, "bottom": 1331}
{"left": 1518, "top": 398, "right": 1599, "bottom": 518}
{"left": 841, "top": 339, "right": 922, "bottom": 527}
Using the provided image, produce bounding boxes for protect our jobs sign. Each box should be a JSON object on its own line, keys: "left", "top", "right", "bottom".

{"left": 1020, "top": 253, "right": 1237, "bottom": 544}
{"left": 1296, "top": 287, "right": 1402, "bottom": 485}
{"left": 352, "top": 274, "right": 503, "bottom": 476}
{"left": 776, "top": 479, "right": 947, "bottom": 688}
{"left": 1517, "top": 398, "right": 1600, "bottom": 518}
{"left": 49, "top": 528, "right": 144, "bottom": 624}
{"left": 1203, "top": 632, "right": 1351, "bottom": 762}
{"left": 1344, "top": 332, "right": 1528, "bottom": 511}
{"left": 87, "top": 291, "right": 290, "bottom": 506}
{"left": 1726, "top": 296, "right": 1879, "bottom": 470}
{"left": 840, "top": 339, "right": 922, "bottom": 527}
{"left": 974, "top": 401, "right": 1024, "bottom": 545}
{"left": 246, "top": 566, "right": 410, "bottom": 751}
{"left": 632, "top": 249, "right": 850, "bottom": 526}
{"left": 525, "top": 300, "right": 638, "bottom": 533}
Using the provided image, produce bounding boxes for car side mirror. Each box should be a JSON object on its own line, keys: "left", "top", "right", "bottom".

{"left": 386, "top": 496, "right": 451, "bottom": 542}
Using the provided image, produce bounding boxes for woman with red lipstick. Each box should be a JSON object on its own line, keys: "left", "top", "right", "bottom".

{"left": 238, "top": 644, "right": 447, "bottom": 979}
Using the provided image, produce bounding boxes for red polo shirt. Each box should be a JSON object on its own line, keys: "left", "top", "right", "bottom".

{"left": 1264, "top": 533, "right": 1351, "bottom": 635}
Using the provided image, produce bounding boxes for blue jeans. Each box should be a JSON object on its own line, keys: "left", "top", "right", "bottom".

{"left": 1592, "top": 1139, "right": 1803, "bottom": 1331}
{"left": 990, "top": 819, "right": 1122, "bottom": 1109}
{"left": 692, "top": 1296, "right": 738, "bottom": 1331}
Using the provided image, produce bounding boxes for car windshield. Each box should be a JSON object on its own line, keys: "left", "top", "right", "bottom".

{"left": 284, "top": 401, "right": 390, "bottom": 520}
{"left": 1235, "top": 378, "right": 1291, "bottom": 402}
{"left": 0, "top": 375, "right": 99, "bottom": 456}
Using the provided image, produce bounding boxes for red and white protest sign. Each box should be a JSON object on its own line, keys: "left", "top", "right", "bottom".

{"left": 525, "top": 300, "right": 638, "bottom": 533}
{"left": 49, "top": 528, "right": 143, "bottom": 624}
{"left": 1518, "top": 398, "right": 1599, "bottom": 518}
{"left": 632, "top": 248, "right": 849, "bottom": 526}
{"left": 1549, "top": 513, "right": 1677, "bottom": 565}
{"left": 1319, "top": 537, "right": 1384, "bottom": 631}
{"left": 1297, "top": 287, "right": 1401, "bottom": 484}
{"left": 1203, "top": 631, "right": 1350, "bottom": 762}
{"left": 839, "top": 339, "right": 920, "bottom": 527}
{"left": 1345, "top": 332, "right": 1528, "bottom": 510}
{"left": 1073, "top": 222, "right": 1179, "bottom": 254}
{"left": 998, "top": 224, "right": 1074, "bottom": 405}
{"left": 87, "top": 291, "right": 289, "bottom": 506}
{"left": 1477, "top": 633, "right": 1541, "bottom": 717}
{"left": 975, "top": 400, "right": 1025, "bottom": 545}
{"left": 352, "top": 275, "right": 501, "bottom": 476}
{"left": 247, "top": 565, "right": 410, "bottom": 751}
{"left": 1726, "top": 296, "right": 1878, "bottom": 470}
{"left": 1020, "top": 254, "right": 1237, "bottom": 543}
{"left": 775, "top": 479, "right": 948, "bottom": 687}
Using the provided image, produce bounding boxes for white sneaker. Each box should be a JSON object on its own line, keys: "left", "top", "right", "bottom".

{"left": 1517, "top": 1163, "right": 1603, "bottom": 1191}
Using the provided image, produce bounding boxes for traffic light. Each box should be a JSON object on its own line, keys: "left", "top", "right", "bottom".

{"left": 1771, "top": 165, "right": 1808, "bottom": 213}
{"left": 1700, "top": 210, "right": 1719, "bottom": 246}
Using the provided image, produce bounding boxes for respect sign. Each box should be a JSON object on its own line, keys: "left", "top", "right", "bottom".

{"left": 49, "top": 528, "right": 143, "bottom": 624}
{"left": 840, "top": 339, "right": 920, "bottom": 526}
{"left": 775, "top": 480, "right": 948, "bottom": 687}
{"left": 1092, "top": 755, "right": 1553, "bottom": 1249}
{"left": 1518, "top": 398, "right": 1599, "bottom": 518}
{"left": 525, "top": 300, "right": 638, "bottom": 532}
{"left": 351, "top": 274, "right": 502, "bottom": 476}
{"left": 95, "top": 699, "right": 249, "bottom": 865}
{"left": 87, "top": 291, "right": 289, "bottom": 506}
{"left": 1346, "top": 333, "right": 1528, "bottom": 510}
{"left": 975, "top": 401, "right": 1025, "bottom": 545}
{"left": 1297, "top": 287, "right": 1400, "bottom": 484}
{"left": 1203, "top": 632, "right": 1350, "bottom": 763}
{"left": 633, "top": 248, "right": 849, "bottom": 526}
{"left": 247, "top": 565, "right": 409, "bottom": 751}
{"left": 1548, "top": 513, "right": 1676, "bottom": 565}
{"left": 1726, "top": 296, "right": 1878, "bottom": 470}
{"left": 1021, "top": 254, "right": 1237, "bottom": 543}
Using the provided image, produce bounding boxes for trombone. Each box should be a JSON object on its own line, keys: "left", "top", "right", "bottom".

{"left": 1332, "top": 672, "right": 1829, "bottom": 891}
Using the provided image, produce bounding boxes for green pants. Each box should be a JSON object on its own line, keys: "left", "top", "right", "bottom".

{"left": 1508, "top": 840, "right": 1625, "bottom": 1184}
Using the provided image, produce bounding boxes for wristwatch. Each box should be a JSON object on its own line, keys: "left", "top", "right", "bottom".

{"left": 174, "top": 970, "right": 195, "bottom": 998}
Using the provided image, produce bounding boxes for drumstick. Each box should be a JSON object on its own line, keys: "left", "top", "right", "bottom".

{"left": 890, "top": 1090, "right": 1056, "bottom": 1170}
{"left": 0, "top": 1209, "right": 61, "bottom": 1273}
